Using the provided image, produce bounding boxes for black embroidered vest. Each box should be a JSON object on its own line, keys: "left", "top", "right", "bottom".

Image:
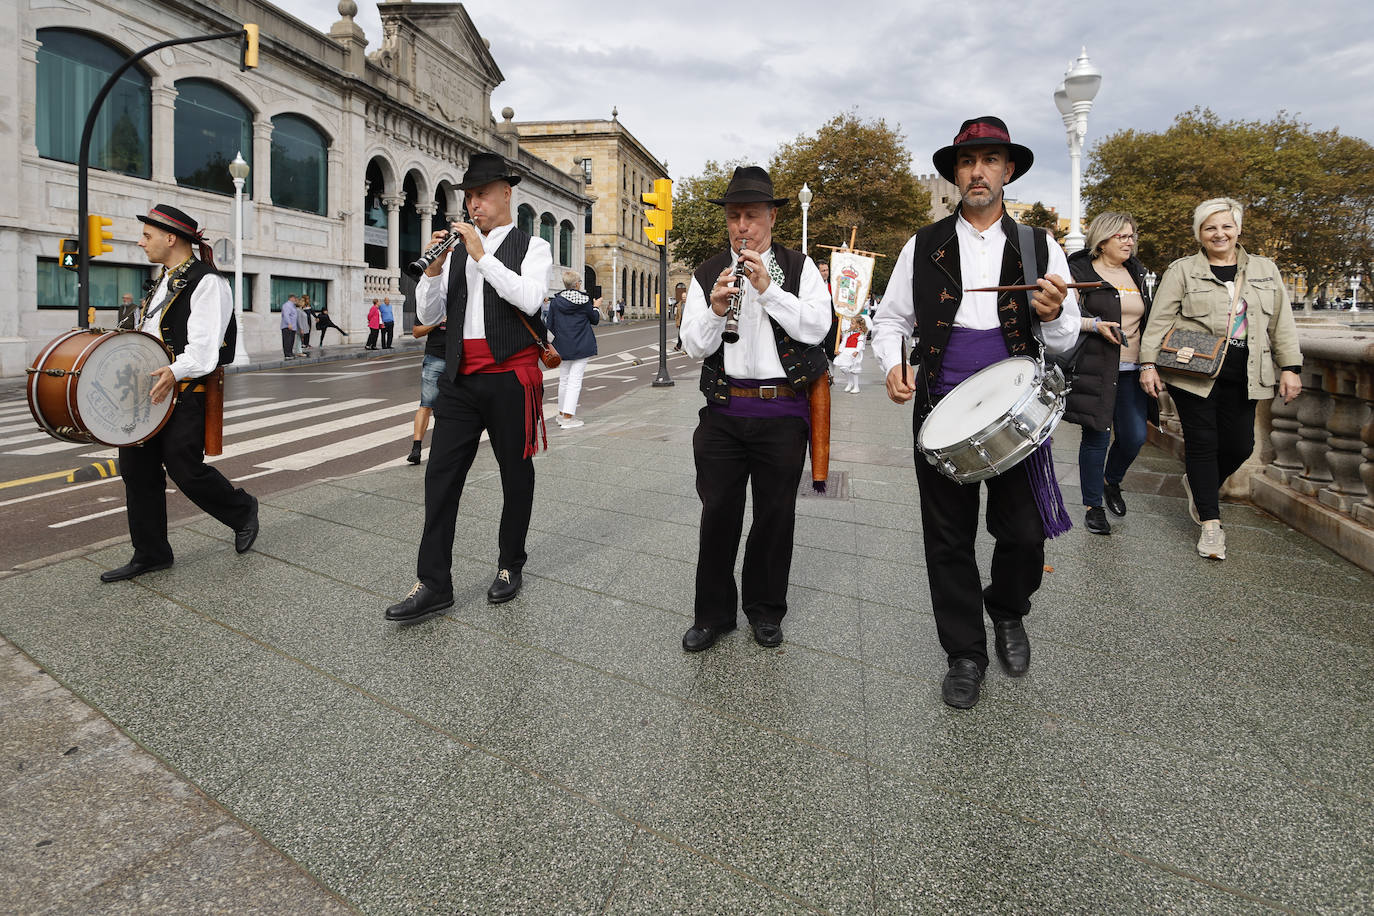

{"left": 444, "top": 227, "right": 545, "bottom": 381}
{"left": 693, "top": 242, "right": 820, "bottom": 404}
{"left": 908, "top": 211, "right": 1048, "bottom": 391}
{"left": 159, "top": 259, "right": 236, "bottom": 374}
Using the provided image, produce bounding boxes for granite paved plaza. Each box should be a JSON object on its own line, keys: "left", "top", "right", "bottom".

{"left": 2, "top": 360, "right": 1372, "bottom": 915}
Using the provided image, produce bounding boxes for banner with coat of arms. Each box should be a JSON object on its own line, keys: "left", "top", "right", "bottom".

{"left": 829, "top": 250, "right": 875, "bottom": 317}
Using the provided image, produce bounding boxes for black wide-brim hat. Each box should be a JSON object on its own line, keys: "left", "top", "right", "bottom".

{"left": 459, "top": 152, "right": 522, "bottom": 190}
{"left": 707, "top": 166, "right": 789, "bottom": 207}
{"left": 137, "top": 204, "right": 205, "bottom": 243}
{"left": 931, "top": 116, "right": 1034, "bottom": 184}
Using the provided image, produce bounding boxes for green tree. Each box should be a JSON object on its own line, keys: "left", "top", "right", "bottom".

{"left": 1022, "top": 202, "right": 1061, "bottom": 243}
{"left": 669, "top": 159, "right": 743, "bottom": 272}
{"left": 769, "top": 112, "right": 930, "bottom": 293}
{"left": 1083, "top": 108, "right": 1374, "bottom": 299}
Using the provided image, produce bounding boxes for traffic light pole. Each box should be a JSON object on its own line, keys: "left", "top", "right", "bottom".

{"left": 76, "top": 29, "right": 253, "bottom": 327}
{"left": 651, "top": 240, "right": 673, "bottom": 387}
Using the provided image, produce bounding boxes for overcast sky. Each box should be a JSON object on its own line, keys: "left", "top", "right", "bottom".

{"left": 281, "top": 0, "right": 1374, "bottom": 216}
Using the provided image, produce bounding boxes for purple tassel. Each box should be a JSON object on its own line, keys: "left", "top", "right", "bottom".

{"left": 1026, "top": 437, "right": 1072, "bottom": 539}
{"left": 812, "top": 480, "right": 827, "bottom": 494}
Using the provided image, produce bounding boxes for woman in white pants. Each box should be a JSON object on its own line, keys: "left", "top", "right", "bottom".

{"left": 834, "top": 314, "right": 867, "bottom": 392}
{"left": 546, "top": 270, "right": 602, "bottom": 428}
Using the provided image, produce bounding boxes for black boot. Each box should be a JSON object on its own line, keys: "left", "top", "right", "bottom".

{"left": 406, "top": 440, "right": 422, "bottom": 464}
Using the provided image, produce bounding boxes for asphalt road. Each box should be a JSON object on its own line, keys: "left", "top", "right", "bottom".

{"left": 0, "top": 321, "right": 693, "bottom": 574}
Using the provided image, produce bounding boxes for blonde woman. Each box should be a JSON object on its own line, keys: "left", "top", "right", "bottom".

{"left": 1139, "top": 198, "right": 1302, "bottom": 560}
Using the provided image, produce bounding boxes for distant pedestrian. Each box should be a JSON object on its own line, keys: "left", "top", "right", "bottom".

{"left": 296, "top": 295, "right": 313, "bottom": 353}
{"left": 380, "top": 297, "right": 395, "bottom": 348}
{"left": 118, "top": 292, "right": 136, "bottom": 329}
{"left": 314, "top": 304, "right": 346, "bottom": 345}
{"left": 616, "top": 299, "right": 625, "bottom": 323}
{"left": 547, "top": 269, "right": 600, "bottom": 429}
{"left": 407, "top": 319, "right": 446, "bottom": 463}
{"left": 834, "top": 314, "right": 867, "bottom": 393}
{"left": 280, "top": 293, "right": 299, "bottom": 358}
{"left": 366, "top": 299, "right": 381, "bottom": 349}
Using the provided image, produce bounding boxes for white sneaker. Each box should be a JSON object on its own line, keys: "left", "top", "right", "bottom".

{"left": 1182, "top": 475, "right": 1202, "bottom": 526}
{"left": 561, "top": 417, "right": 584, "bottom": 429}
{"left": 1197, "top": 520, "right": 1226, "bottom": 560}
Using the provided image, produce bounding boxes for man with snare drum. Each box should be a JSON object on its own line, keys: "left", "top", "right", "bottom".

{"left": 101, "top": 205, "right": 259, "bottom": 583}
{"left": 871, "top": 117, "right": 1080, "bottom": 709}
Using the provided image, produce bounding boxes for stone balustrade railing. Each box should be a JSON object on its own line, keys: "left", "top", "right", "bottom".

{"left": 1150, "top": 324, "right": 1374, "bottom": 571}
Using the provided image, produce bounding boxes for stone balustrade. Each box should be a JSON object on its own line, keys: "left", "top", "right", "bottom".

{"left": 1151, "top": 324, "right": 1374, "bottom": 571}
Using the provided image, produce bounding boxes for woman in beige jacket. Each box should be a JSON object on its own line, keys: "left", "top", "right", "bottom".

{"left": 1139, "top": 197, "right": 1302, "bottom": 561}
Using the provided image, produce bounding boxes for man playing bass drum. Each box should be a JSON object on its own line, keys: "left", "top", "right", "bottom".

{"left": 101, "top": 204, "right": 259, "bottom": 582}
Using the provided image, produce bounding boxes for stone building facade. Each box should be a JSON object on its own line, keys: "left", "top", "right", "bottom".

{"left": 514, "top": 114, "right": 669, "bottom": 318}
{"left": 0, "top": 0, "right": 588, "bottom": 377}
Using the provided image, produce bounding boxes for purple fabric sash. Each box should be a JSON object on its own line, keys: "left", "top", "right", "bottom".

{"left": 712, "top": 376, "right": 811, "bottom": 422}
{"left": 927, "top": 328, "right": 1071, "bottom": 538}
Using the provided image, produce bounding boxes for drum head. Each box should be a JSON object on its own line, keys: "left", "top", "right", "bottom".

{"left": 74, "top": 332, "right": 172, "bottom": 446}
{"left": 920, "top": 358, "right": 1039, "bottom": 451}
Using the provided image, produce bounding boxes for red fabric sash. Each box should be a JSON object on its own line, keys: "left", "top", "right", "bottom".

{"left": 460, "top": 338, "right": 546, "bottom": 458}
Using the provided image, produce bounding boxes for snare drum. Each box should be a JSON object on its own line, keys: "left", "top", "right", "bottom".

{"left": 917, "top": 356, "right": 1067, "bottom": 483}
{"left": 27, "top": 329, "right": 174, "bottom": 447}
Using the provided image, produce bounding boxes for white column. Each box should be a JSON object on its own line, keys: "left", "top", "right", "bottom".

{"left": 252, "top": 118, "right": 273, "bottom": 205}
{"left": 383, "top": 195, "right": 403, "bottom": 273}
{"left": 151, "top": 84, "right": 178, "bottom": 186}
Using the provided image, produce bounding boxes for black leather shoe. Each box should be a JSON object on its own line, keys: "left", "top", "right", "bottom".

{"left": 406, "top": 442, "right": 422, "bottom": 465}
{"left": 100, "top": 559, "right": 173, "bottom": 583}
{"left": 385, "top": 582, "right": 454, "bottom": 621}
{"left": 994, "top": 619, "right": 1031, "bottom": 676}
{"left": 941, "top": 659, "right": 985, "bottom": 709}
{"left": 751, "top": 622, "right": 783, "bottom": 648}
{"left": 234, "top": 496, "right": 259, "bottom": 554}
{"left": 682, "top": 623, "right": 736, "bottom": 653}
{"left": 1104, "top": 482, "right": 1127, "bottom": 517}
{"left": 486, "top": 568, "right": 522, "bottom": 604}
{"left": 1085, "top": 506, "right": 1111, "bottom": 535}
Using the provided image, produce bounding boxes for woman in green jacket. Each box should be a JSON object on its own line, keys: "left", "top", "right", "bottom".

{"left": 1139, "top": 197, "right": 1303, "bottom": 561}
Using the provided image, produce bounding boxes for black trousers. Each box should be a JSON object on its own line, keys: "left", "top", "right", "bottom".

{"left": 281, "top": 328, "right": 295, "bottom": 357}
{"left": 381, "top": 321, "right": 395, "bottom": 348}
{"left": 692, "top": 409, "right": 809, "bottom": 628}
{"left": 366, "top": 328, "right": 380, "bottom": 348}
{"left": 117, "top": 391, "right": 255, "bottom": 566}
{"left": 1166, "top": 349, "right": 1256, "bottom": 522}
{"left": 416, "top": 371, "right": 534, "bottom": 594}
{"left": 913, "top": 411, "right": 1045, "bottom": 671}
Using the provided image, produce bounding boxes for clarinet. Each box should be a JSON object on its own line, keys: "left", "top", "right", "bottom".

{"left": 406, "top": 211, "right": 472, "bottom": 278}
{"left": 721, "top": 237, "right": 749, "bottom": 344}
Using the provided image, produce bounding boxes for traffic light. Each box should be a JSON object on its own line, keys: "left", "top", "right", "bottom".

{"left": 58, "top": 238, "right": 79, "bottom": 271}
{"left": 87, "top": 214, "right": 114, "bottom": 259}
{"left": 642, "top": 177, "right": 672, "bottom": 246}
{"left": 241, "top": 24, "right": 260, "bottom": 70}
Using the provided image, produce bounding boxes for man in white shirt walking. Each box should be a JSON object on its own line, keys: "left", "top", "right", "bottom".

{"left": 677, "top": 167, "right": 832, "bottom": 652}
{"left": 385, "top": 153, "right": 553, "bottom": 622}
{"left": 871, "top": 117, "right": 1080, "bottom": 709}
{"left": 101, "top": 205, "right": 259, "bottom": 582}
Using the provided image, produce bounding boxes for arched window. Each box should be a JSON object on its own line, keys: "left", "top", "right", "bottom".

{"left": 174, "top": 79, "right": 252, "bottom": 196}
{"left": 271, "top": 114, "right": 327, "bottom": 215}
{"left": 517, "top": 204, "right": 535, "bottom": 236}
{"left": 539, "top": 212, "right": 555, "bottom": 246}
{"left": 559, "top": 220, "right": 574, "bottom": 268}
{"left": 36, "top": 29, "right": 151, "bottom": 177}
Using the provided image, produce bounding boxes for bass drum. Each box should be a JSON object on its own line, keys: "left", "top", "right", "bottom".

{"left": 27, "top": 329, "right": 174, "bottom": 447}
{"left": 917, "top": 356, "right": 1067, "bottom": 483}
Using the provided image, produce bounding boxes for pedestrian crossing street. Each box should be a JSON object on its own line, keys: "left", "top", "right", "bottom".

{"left": 0, "top": 339, "right": 695, "bottom": 534}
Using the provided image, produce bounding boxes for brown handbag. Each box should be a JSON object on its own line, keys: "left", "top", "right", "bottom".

{"left": 1155, "top": 268, "right": 1243, "bottom": 380}
{"left": 516, "top": 310, "right": 561, "bottom": 368}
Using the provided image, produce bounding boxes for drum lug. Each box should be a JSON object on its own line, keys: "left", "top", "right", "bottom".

{"left": 939, "top": 459, "right": 958, "bottom": 479}
{"left": 1011, "top": 417, "right": 1033, "bottom": 436}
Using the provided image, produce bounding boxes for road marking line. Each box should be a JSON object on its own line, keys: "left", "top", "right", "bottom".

{"left": 0, "top": 475, "right": 120, "bottom": 508}
{"left": 0, "top": 468, "right": 77, "bottom": 490}
{"left": 224, "top": 397, "right": 327, "bottom": 419}
{"left": 50, "top": 507, "right": 125, "bottom": 528}
{"left": 231, "top": 468, "right": 282, "bottom": 482}
{"left": 211, "top": 403, "right": 416, "bottom": 462}
{"left": 586, "top": 386, "right": 606, "bottom": 391}
{"left": 255, "top": 422, "right": 413, "bottom": 471}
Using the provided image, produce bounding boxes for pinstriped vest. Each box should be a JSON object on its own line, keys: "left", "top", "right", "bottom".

{"left": 443, "top": 228, "right": 546, "bottom": 381}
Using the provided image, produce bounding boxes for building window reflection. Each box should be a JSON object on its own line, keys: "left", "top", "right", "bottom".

{"left": 174, "top": 79, "right": 252, "bottom": 196}
{"left": 270, "top": 114, "right": 328, "bottom": 215}
{"left": 36, "top": 29, "right": 151, "bottom": 178}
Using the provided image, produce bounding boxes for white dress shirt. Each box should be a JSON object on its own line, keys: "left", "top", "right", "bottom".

{"left": 871, "top": 214, "right": 1081, "bottom": 376}
{"left": 679, "top": 248, "right": 832, "bottom": 378}
{"left": 414, "top": 223, "right": 553, "bottom": 337}
{"left": 139, "top": 268, "right": 234, "bottom": 381}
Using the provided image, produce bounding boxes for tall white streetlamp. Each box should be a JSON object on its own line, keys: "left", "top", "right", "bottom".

{"left": 1055, "top": 46, "right": 1101, "bottom": 253}
{"left": 1145, "top": 269, "right": 1157, "bottom": 300}
{"left": 799, "top": 182, "right": 813, "bottom": 255}
{"left": 229, "top": 151, "right": 250, "bottom": 365}
{"left": 1350, "top": 270, "right": 1361, "bottom": 313}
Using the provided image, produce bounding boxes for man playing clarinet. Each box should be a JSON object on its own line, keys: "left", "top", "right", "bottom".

{"left": 677, "top": 166, "right": 832, "bottom": 652}
{"left": 101, "top": 204, "right": 259, "bottom": 582}
{"left": 870, "top": 117, "right": 1081, "bottom": 709}
{"left": 385, "top": 153, "right": 553, "bottom": 621}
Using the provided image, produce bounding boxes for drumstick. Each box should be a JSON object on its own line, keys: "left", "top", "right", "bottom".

{"left": 964, "top": 281, "right": 1107, "bottom": 293}
{"left": 901, "top": 335, "right": 909, "bottom": 387}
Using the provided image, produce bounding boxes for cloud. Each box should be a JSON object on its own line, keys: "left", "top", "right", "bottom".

{"left": 279, "top": 0, "right": 1374, "bottom": 223}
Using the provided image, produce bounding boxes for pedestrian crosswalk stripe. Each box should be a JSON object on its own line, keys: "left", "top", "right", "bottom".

{"left": 257, "top": 422, "right": 413, "bottom": 471}
{"left": 210, "top": 403, "right": 415, "bottom": 462}
{"left": 224, "top": 397, "right": 326, "bottom": 419}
